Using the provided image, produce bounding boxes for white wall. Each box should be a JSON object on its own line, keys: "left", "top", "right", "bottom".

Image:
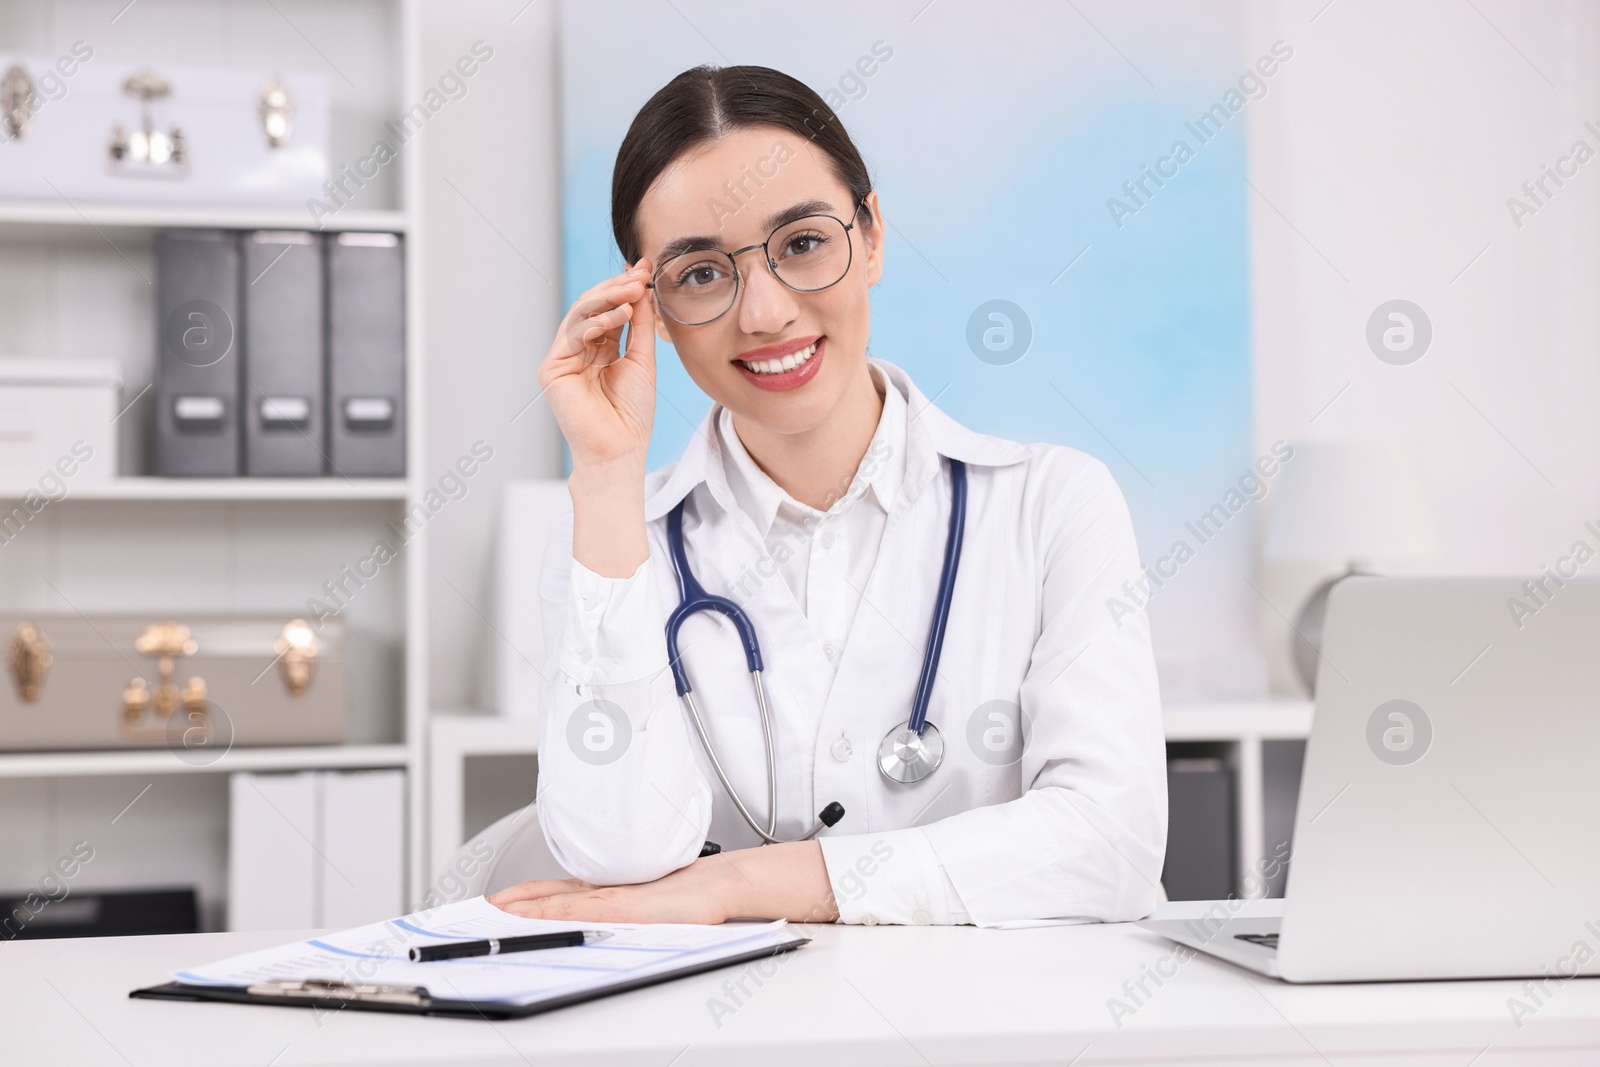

{"left": 1248, "top": 0, "right": 1600, "bottom": 693}
{"left": 419, "top": 0, "right": 566, "bottom": 712}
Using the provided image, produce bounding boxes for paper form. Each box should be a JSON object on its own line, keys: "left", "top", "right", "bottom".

{"left": 176, "top": 897, "right": 801, "bottom": 1007}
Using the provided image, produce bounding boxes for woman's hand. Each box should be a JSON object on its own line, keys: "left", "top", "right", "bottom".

{"left": 542, "top": 260, "right": 660, "bottom": 577}
{"left": 487, "top": 843, "right": 841, "bottom": 925}
{"left": 538, "top": 260, "right": 659, "bottom": 471}
{"left": 488, "top": 855, "right": 737, "bottom": 925}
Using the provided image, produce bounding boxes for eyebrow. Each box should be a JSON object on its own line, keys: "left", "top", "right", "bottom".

{"left": 654, "top": 199, "right": 838, "bottom": 263}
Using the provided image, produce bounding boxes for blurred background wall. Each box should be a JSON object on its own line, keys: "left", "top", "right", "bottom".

{"left": 421, "top": 0, "right": 1600, "bottom": 708}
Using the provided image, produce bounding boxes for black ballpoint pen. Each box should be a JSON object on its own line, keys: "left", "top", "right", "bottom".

{"left": 408, "top": 930, "right": 605, "bottom": 963}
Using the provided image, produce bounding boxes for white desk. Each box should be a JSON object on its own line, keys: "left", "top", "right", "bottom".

{"left": 10, "top": 901, "right": 1595, "bottom": 1066}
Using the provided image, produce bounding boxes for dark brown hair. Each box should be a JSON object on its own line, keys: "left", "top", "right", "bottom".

{"left": 611, "top": 64, "right": 875, "bottom": 266}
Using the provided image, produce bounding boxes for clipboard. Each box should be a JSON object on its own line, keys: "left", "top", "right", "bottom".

{"left": 130, "top": 934, "right": 808, "bottom": 1020}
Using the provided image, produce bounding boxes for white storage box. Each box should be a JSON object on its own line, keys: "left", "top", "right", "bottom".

{"left": 0, "top": 360, "right": 120, "bottom": 485}
{"left": 0, "top": 53, "right": 329, "bottom": 209}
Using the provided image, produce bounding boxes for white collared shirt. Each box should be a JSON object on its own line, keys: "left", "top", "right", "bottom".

{"left": 716, "top": 362, "right": 902, "bottom": 683}
{"left": 536, "top": 357, "right": 1167, "bottom": 928}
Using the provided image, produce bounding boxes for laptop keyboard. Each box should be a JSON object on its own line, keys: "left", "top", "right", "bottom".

{"left": 1234, "top": 932, "right": 1279, "bottom": 951}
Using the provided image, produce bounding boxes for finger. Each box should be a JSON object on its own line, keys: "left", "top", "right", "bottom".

{"left": 570, "top": 303, "right": 632, "bottom": 340}
{"left": 486, "top": 878, "right": 579, "bottom": 905}
{"left": 550, "top": 304, "right": 634, "bottom": 367}
{"left": 623, "top": 259, "right": 656, "bottom": 376}
{"left": 500, "top": 900, "right": 556, "bottom": 919}
{"left": 502, "top": 892, "right": 622, "bottom": 923}
{"left": 596, "top": 262, "right": 652, "bottom": 294}
{"left": 547, "top": 265, "right": 651, "bottom": 368}
{"left": 582, "top": 302, "right": 634, "bottom": 340}
{"left": 487, "top": 878, "right": 589, "bottom": 905}
{"left": 566, "top": 277, "right": 648, "bottom": 328}
{"left": 572, "top": 264, "right": 648, "bottom": 303}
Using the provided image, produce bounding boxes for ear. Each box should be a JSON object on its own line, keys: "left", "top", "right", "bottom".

{"left": 654, "top": 298, "right": 674, "bottom": 344}
{"left": 861, "top": 191, "right": 885, "bottom": 288}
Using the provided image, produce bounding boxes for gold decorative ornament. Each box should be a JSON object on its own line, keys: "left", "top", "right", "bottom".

{"left": 122, "top": 621, "right": 209, "bottom": 740}
{"left": 8, "top": 622, "right": 52, "bottom": 702}
{"left": 2, "top": 64, "right": 35, "bottom": 140}
{"left": 257, "top": 75, "right": 295, "bottom": 147}
{"left": 274, "top": 619, "right": 318, "bottom": 697}
{"left": 108, "top": 70, "right": 187, "bottom": 172}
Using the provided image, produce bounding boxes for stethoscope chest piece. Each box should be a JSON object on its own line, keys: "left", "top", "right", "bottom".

{"left": 877, "top": 721, "right": 944, "bottom": 784}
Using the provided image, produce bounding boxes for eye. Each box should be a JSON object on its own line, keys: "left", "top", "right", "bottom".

{"left": 669, "top": 256, "right": 730, "bottom": 289}
{"left": 780, "top": 229, "right": 830, "bottom": 258}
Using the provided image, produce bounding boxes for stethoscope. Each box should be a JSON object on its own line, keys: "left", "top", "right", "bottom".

{"left": 663, "top": 458, "right": 968, "bottom": 844}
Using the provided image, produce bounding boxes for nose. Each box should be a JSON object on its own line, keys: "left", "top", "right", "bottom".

{"left": 733, "top": 247, "right": 799, "bottom": 337}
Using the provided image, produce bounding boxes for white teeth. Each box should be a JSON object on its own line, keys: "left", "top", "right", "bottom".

{"left": 742, "top": 341, "right": 818, "bottom": 375}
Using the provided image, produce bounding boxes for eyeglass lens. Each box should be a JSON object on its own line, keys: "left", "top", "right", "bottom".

{"left": 654, "top": 214, "right": 852, "bottom": 325}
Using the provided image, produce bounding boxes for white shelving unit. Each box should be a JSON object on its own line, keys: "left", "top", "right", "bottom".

{"left": 428, "top": 713, "right": 537, "bottom": 881}
{"left": 1166, "top": 700, "right": 1312, "bottom": 899}
{"left": 0, "top": 0, "right": 429, "bottom": 928}
{"left": 0, "top": 478, "right": 409, "bottom": 501}
{"left": 0, "top": 744, "right": 410, "bottom": 780}
{"left": 0, "top": 203, "right": 406, "bottom": 240}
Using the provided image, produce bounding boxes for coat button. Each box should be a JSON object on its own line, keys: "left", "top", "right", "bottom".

{"left": 821, "top": 532, "right": 836, "bottom": 549}
{"left": 861, "top": 913, "right": 878, "bottom": 926}
{"left": 824, "top": 643, "right": 837, "bottom": 660}
{"left": 831, "top": 735, "right": 852, "bottom": 761}
{"left": 912, "top": 908, "right": 932, "bottom": 925}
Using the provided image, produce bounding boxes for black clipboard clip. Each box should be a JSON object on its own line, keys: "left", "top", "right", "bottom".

{"left": 247, "top": 978, "right": 432, "bottom": 1008}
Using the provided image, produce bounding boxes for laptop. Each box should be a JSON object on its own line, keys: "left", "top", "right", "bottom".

{"left": 1140, "top": 575, "right": 1600, "bottom": 982}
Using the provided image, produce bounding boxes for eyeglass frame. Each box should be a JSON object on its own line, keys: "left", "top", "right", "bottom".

{"left": 643, "top": 197, "right": 868, "bottom": 326}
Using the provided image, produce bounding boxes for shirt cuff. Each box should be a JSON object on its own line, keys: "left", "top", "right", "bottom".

{"left": 819, "top": 827, "right": 971, "bottom": 926}
{"left": 560, "top": 554, "right": 672, "bottom": 686}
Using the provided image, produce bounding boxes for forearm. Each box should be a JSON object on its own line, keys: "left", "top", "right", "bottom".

{"left": 569, "top": 456, "right": 648, "bottom": 579}
{"left": 536, "top": 673, "right": 710, "bottom": 884}
{"left": 536, "top": 517, "right": 712, "bottom": 885}
{"left": 714, "top": 841, "right": 839, "bottom": 923}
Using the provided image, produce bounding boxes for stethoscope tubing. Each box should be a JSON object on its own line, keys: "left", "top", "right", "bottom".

{"left": 678, "top": 683, "right": 783, "bottom": 841}
{"left": 663, "top": 456, "right": 968, "bottom": 840}
{"left": 908, "top": 458, "right": 966, "bottom": 736}
{"left": 665, "top": 505, "right": 763, "bottom": 690}
{"left": 666, "top": 503, "right": 786, "bottom": 842}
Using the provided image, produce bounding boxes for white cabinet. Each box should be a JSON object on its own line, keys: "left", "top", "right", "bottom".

{"left": 228, "top": 769, "right": 405, "bottom": 931}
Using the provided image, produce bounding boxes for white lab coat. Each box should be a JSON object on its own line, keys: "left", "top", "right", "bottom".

{"left": 533, "top": 358, "right": 1167, "bottom": 926}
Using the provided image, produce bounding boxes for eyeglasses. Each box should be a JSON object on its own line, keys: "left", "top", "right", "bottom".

{"left": 646, "top": 199, "right": 866, "bottom": 326}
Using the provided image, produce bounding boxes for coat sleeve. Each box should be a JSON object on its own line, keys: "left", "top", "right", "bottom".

{"left": 893, "top": 455, "right": 1167, "bottom": 925}
{"left": 818, "top": 826, "right": 972, "bottom": 925}
{"left": 533, "top": 502, "right": 715, "bottom": 885}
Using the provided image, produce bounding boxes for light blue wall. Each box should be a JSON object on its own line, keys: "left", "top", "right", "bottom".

{"left": 559, "top": 1, "right": 1263, "bottom": 694}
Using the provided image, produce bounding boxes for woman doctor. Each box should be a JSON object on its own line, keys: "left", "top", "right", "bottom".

{"left": 490, "top": 65, "right": 1167, "bottom": 927}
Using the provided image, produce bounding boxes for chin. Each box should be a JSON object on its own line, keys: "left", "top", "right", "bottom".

{"left": 734, "top": 391, "right": 835, "bottom": 437}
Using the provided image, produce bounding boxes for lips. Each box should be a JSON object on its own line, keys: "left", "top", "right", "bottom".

{"left": 738, "top": 338, "right": 820, "bottom": 375}
{"left": 734, "top": 337, "right": 825, "bottom": 392}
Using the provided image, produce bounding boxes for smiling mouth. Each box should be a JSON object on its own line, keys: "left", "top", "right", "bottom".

{"left": 736, "top": 339, "right": 820, "bottom": 376}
